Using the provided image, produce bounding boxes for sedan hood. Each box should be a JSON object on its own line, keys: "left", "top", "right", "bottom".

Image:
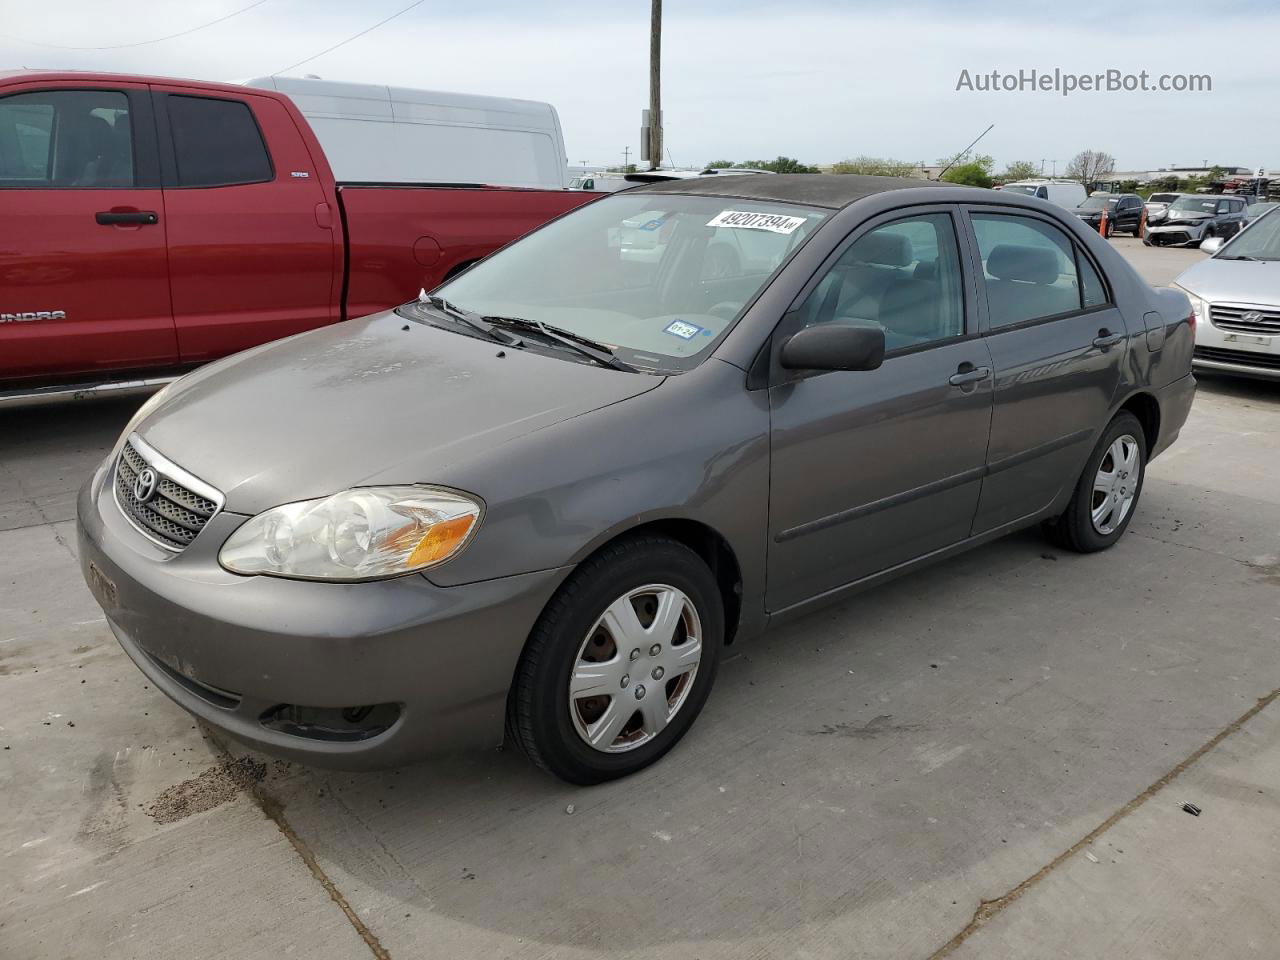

{"left": 137, "top": 312, "right": 663, "bottom": 512}
{"left": 1176, "top": 257, "right": 1280, "bottom": 306}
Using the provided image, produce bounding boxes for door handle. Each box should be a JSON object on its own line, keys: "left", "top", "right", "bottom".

{"left": 1092, "top": 330, "right": 1124, "bottom": 348}
{"left": 95, "top": 211, "right": 159, "bottom": 226}
{"left": 948, "top": 365, "right": 991, "bottom": 386}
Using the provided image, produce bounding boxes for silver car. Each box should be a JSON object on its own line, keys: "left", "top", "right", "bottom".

{"left": 77, "top": 176, "right": 1195, "bottom": 784}
{"left": 1176, "top": 206, "right": 1280, "bottom": 379}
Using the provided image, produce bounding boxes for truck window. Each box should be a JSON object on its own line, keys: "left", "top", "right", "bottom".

{"left": 167, "top": 95, "right": 272, "bottom": 187}
{"left": 0, "top": 89, "right": 133, "bottom": 188}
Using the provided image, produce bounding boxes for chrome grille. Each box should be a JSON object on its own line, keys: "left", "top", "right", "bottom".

{"left": 1209, "top": 303, "right": 1280, "bottom": 336}
{"left": 114, "top": 436, "right": 222, "bottom": 551}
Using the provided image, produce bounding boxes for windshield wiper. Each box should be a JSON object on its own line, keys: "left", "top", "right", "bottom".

{"left": 482, "top": 315, "right": 638, "bottom": 372}
{"left": 1218, "top": 254, "right": 1262, "bottom": 261}
{"left": 412, "top": 291, "right": 523, "bottom": 346}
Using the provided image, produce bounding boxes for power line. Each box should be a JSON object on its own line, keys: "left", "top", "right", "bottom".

{"left": 1, "top": 0, "right": 271, "bottom": 50}
{"left": 273, "top": 0, "right": 428, "bottom": 76}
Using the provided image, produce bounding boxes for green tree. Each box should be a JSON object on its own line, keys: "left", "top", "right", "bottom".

{"left": 996, "top": 160, "right": 1040, "bottom": 182}
{"left": 743, "top": 156, "right": 820, "bottom": 174}
{"left": 831, "top": 156, "right": 919, "bottom": 177}
{"left": 941, "top": 163, "right": 993, "bottom": 188}
{"left": 705, "top": 159, "right": 737, "bottom": 169}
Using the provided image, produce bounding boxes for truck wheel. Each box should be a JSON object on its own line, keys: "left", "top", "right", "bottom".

{"left": 1044, "top": 412, "right": 1146, "bottom": 553}
{"left": 507, "top": 536, "right": 723, "bottom": 785}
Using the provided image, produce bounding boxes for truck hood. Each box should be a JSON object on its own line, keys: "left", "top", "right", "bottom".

{"left": 136, "top": 311, "right": 663, "bottom": 513}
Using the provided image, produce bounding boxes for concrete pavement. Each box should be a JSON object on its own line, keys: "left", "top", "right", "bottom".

{"left": 3, "top": 245, "right": 1278, "bottom": 959}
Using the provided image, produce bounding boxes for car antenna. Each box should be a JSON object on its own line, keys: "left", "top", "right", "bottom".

{"left": 934, "top": 123, "right": 995, "bottom": 181}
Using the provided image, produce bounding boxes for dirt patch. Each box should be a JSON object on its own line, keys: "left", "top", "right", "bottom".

{"left": 144, "top": 757, "right": 267, "bottom": 825}
{"left": 810, "top": 714, "right": 924, "bottom": 738}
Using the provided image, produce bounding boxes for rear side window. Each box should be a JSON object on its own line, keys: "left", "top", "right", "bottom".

{"left": 166, "top": 95, "right": 271, "bottom": 187}
{"left": 972, "top": 214, "right": 1094, "bottom": 328}
{"left": 1079, "top": 254, "right": 1107, "bottom": 307}
{"left": 0, "top": 89, "right": 133, "bottom": 188}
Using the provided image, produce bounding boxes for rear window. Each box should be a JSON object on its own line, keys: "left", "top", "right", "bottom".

{"left": 0, "top": 89, "right": 133, "bottom": 188}
{"left": 167, "top": 95, "right": 272, "bottom": 187}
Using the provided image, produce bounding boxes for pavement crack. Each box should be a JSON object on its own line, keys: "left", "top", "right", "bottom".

{"left": 926, "top": 684, "right": 1280, "bottom": 959}
{"left": 207, "top": 735, "right": 392, "bottom": 960}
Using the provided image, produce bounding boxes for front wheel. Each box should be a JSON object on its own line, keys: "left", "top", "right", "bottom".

{"left": 1104, "top": 219, "right": 1115, "bottom": 239}
{"left": 1045, "top": 412, "right": 1147, "bottom": 552}
{"left": 507, "top": 536, "right": 723, "bottom": 784}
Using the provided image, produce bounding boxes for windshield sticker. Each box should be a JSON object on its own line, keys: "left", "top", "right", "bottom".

{"left": 664, "top": 319, "right": 705, "bottom": 340}
{"left": 639, "top": 218, "right": 666, "bottom": 232}
{"left": 706, "top": 210, "right": 807, "bottom": 235}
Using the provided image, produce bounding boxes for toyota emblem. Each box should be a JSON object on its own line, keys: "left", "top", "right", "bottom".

{"left": 1241, "top": 311, "right": 1263, "bottom": 323}
{"left": 133, "top": 467, "right": 159, "bottom": 503}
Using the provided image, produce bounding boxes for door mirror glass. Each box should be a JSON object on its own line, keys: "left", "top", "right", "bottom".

{"left": 780, "top": 324, "right": 885, "bottom": 372}
{"left": 1200, "top": 236, "right": 1225, "bottom": 255}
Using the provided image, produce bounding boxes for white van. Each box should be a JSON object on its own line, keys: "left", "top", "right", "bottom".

{"left": 999, "top": 179, "right": 1088, "bottom": 209}
{"left": 244, "top": 76, "right": 569, "bottom": 190}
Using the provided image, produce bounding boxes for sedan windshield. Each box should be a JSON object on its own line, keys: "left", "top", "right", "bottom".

{"left": 423, "top": 194, "right": 828, "bottom": 372}
{"left": 1002, "top": 185, "right": 1041, "bottom": 196}
{"left": 1148, "top": 193, "right": 1180, "bottom": 204}
{"left": 1169, "top": 196, "right": 1219, "bottom": 213}
{"left": 1218, "top": 208, "right": 1280, "bottom": 260}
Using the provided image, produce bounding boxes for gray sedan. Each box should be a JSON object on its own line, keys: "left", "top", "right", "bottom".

{"left": 78, "top": 176, "right": 1196, "bottom": 784}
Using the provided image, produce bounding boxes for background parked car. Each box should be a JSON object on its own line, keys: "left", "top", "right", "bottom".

{"left": 1245, "top": 200, "right": 1278, "bottom": 225}
{"left": 1145, "top": 194, "right": 1248, "bottom": 247}
{"left": 1175, "top": 206, "right": 1280, "bottom": 379}
{"left": 1074, "top": 192, "right": 1144, "bottom": 237}
{"left": 999, "top": 178, "right": 1088, "bottom": 209}
{"left": 1143, "top": 191, "right": 1183, "bottom": 225}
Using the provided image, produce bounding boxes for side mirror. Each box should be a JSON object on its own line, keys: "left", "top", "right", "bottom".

{"left": 779, "top": 324, "right": 885, "bottom": 372}
{"left": 1200, "top": 236, "right": 1225, "bottom": 255}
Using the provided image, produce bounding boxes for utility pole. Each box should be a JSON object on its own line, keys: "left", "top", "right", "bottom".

{"left": 1040, "top": 158, "right": 1045, "bottom": 175}
{"left": 623, "top": 146, "right": 631, "bottom": 171}
{"left": 648, "top": 0, "right": 662, "bottom": 170}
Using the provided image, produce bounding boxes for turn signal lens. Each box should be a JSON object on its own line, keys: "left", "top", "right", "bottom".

{"left": 220, "top": 486, "right": 482, "bottom": 581}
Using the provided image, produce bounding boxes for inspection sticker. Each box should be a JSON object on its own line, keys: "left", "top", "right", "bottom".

{"left": 706, "top": 210, "right": 806, "bottom": 234}
{"left": 664, "top": 319, "right": 705, "bottom": 340}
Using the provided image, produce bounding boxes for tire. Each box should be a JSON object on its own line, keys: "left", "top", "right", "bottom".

{"left": 1045, "top": 412, "right": 1147, "bottom": 553}
{"left": 1199, "top": 228, "right": 1214, "bottom": 248}
{"left": 1104, "top": 219, "right": 1114, "bottom": 239}
{"left": 507, "top": 535, "right": 723, "bottom": 785}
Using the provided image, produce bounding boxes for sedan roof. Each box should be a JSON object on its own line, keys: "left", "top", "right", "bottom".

{"left": 628, "top": 173, "right": 953, "bottom": 210}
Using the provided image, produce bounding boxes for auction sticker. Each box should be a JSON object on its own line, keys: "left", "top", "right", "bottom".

{"left": 706, "top": 210, "right": 806, "bottom": 234}
{"left": 664, "top": 319, "right": 705, "bottom": 340}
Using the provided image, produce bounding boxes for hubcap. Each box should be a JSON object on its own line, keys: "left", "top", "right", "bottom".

{"left": 568, "top": 584, "right": 703, "bottom": 754}
{"left": 1091, "top": 434, "right": 1140, "bottom": 535}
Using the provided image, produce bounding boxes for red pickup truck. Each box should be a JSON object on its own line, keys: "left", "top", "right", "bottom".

{"left": 0, "top": 70, "right": 599, "bottom": 401}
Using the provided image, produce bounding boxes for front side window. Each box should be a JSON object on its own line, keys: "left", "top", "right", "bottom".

{"left": 791, "top": 213, "right": 965, "bottom": 352}
{"left": 0, "top": 89, "right": 133, "bottom": 187}
{"left": 426, "top": 193, "right": 828, "bottom": 372}
{"left": 166, "top": 95, "right": 272, "bottom": 187}
{"left": 972, "top": 214, "right": 1094, "bottom": 327}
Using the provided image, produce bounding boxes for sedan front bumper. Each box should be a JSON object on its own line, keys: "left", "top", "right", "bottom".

{"left": 76, "top": 458, "right": 571, "bottom": 768}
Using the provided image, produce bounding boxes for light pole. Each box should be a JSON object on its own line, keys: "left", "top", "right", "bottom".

{"left": 649, "top": 0, "right": 662, "bottom": 171}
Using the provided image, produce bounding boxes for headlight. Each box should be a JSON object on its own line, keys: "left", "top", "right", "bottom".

{"left": 1174, "top": 285, "right": 1207, "bottom": 325}
{"left": 219, "top": 486, "right": 483, "bottom": 581}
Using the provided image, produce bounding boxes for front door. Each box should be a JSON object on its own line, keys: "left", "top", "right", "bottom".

{"left": 767, "top": 209, "right": 994, "bottom": 612}
{"left": 964, "top": 208, "right": 1128, "bottom": 533}
{"left": 0, "top": 83, "right": 174, "bottom": 383}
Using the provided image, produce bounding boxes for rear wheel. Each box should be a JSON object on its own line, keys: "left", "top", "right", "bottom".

{"left": 507, "top": 536, "right": 723, "bottom": 784}
{"left": 1103, "top": 219, "right": 1115, "bottom": 239}
{"left": 1045, "top": 412, "right": 1146, "bottom": 553}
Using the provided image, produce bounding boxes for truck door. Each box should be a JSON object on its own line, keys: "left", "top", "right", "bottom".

{"left": 0, "top": 82, "right": 175, "bottom": 383}
{"left": 150, "top": 87, "right": 339, "bottom": 362}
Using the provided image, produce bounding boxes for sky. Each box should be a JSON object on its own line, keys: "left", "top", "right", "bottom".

{"left": 2, "top": 0, "right": 1277, "bottom": 174}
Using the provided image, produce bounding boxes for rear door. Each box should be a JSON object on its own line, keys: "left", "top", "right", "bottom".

{"left": 0, "top": 82, "right": 174, "bottom": 382}
{"left": 151, "top": 86, "right": 339, "bottom": 362}
{"left": 964, "top": 207, "right": 1127, "bottom": 533}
